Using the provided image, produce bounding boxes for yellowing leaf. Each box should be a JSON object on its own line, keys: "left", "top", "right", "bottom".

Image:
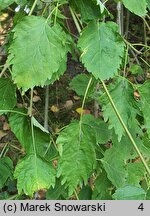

{"left": 76, "top": 107, "right": 91, "bottom": 115}
{"left": 8, "top": 16, "right": 67, "bottom": 91}
{"left": 76, "top": 107, "right": 84, "bottom": 114}
{"left": 14, "top": 154, "right": 55, "bottom": 196}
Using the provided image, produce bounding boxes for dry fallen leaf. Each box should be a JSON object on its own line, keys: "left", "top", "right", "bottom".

{"left": 64, "top": 100, "right": 73, "bottom": 109}
{"left": 50, "top": 105, "right": 59, "bottom": 113}
{"left": 33, "top": 89, "right": 38, "bottom": 95}
{"left": 3, "top": 122, "right": 10, "bottom": 131}
{"left": 73, "top": 95, "right": 80, "bottom": 100}
{"left": 17, "top": 103, "right": 28, "bottom": 108}
{"left": 33, "top": 95, "right": 41, "bottom": 102}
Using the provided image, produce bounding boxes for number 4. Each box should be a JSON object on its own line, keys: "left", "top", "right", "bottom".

{"left": 138, "top": 203, "right": 144, "bottom": 211}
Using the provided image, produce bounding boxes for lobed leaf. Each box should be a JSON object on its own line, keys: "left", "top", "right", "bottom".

{"left": 57, "top": 121, "right": 96, "bottom": 195}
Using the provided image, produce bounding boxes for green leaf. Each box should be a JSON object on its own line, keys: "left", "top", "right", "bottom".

{"left": 0, "top": 0, "right": 15, "bottom": 10}
{"left": 113, "top": 185, "right": 146, "bottom": 200}
{"left": 92, "top": 171, "right": 112, "bottom": 200}
{"left": 0, "top": 157, "right": 13, "bottom": 189}
{"left": 126, "top": 162, "right": 146, "bottom": 186}
{"left": 138, "top": 81, "right": 150, "bottom": 137}
{"left": 15, "top": 0, "right": 28, "bottom": 6}
{"left": 44, "top": 57, "right": 67, "bottom": 86}
{"left": 9, "top": 112, "right": 56, "bottom": 196}
{"left": 45, "top": 32, "right": 74, "bottom": 86}
{"left": 122, "top": 0, "right": 147, "bottom": 17}
{"left": 14, "top": 154, "right": 56, "bottom": 196}
{"left": 0, "top": 192, "right": 9, "bottom": 200}
{"left": 9, "top": 112, "right": 57, "bottom": 161}
{"left": 69, "top": 0, "right": 102, "bottom": 22}
{"left": 46, "top": 178, "right": 68, "bottom": 200}
{"left": 78, "top": 21, "right": 125, "bottom": 80}
{"left": 78, "top": 185, "right": 92, "bottom": 200}
{"left": 82, "top": 114, "right": 112, "bottom": 144}
{"left": 70, "top": 74, "right": 96, "bottom": 97}
{"left": 57, "top": 121, "right": 96, "bottom": 195}
{"left": 146, "top": 188, "right": 150, "bottom": 200}
{"left": 147, "top": 0, "right": 150, "bottom": 10}
{"left": 0, "top": 78, "right": 16, "bottom": 114}
{"left": 142, "top": 134, "right": 150, "bottom": 157}
{"left": 101, "top": 144, "right": 128, "bottom": 188}
{"left": 101, "top": 79, "right": 139, "bottom": 141}
{"left": 101, "top": 134, "right": 146, "bottom": 189}
{"left": 8, "top": 16, "right": 67, "bottom": 92}
{"left": 101, "top": 135, "right": 137, "bottom": 188}
{"left": 130, "top": 64, "right": 143, "bottom": 75}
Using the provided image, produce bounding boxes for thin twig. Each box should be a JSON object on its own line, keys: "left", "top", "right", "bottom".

{"left": 29, "top": 89, "right": 34, "bottom": 117}
{"left": 28, "top": 0, "right": 38, "bottom": 16}
{"left": 0, "top": 64, "right": 9, "bottom": 78}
